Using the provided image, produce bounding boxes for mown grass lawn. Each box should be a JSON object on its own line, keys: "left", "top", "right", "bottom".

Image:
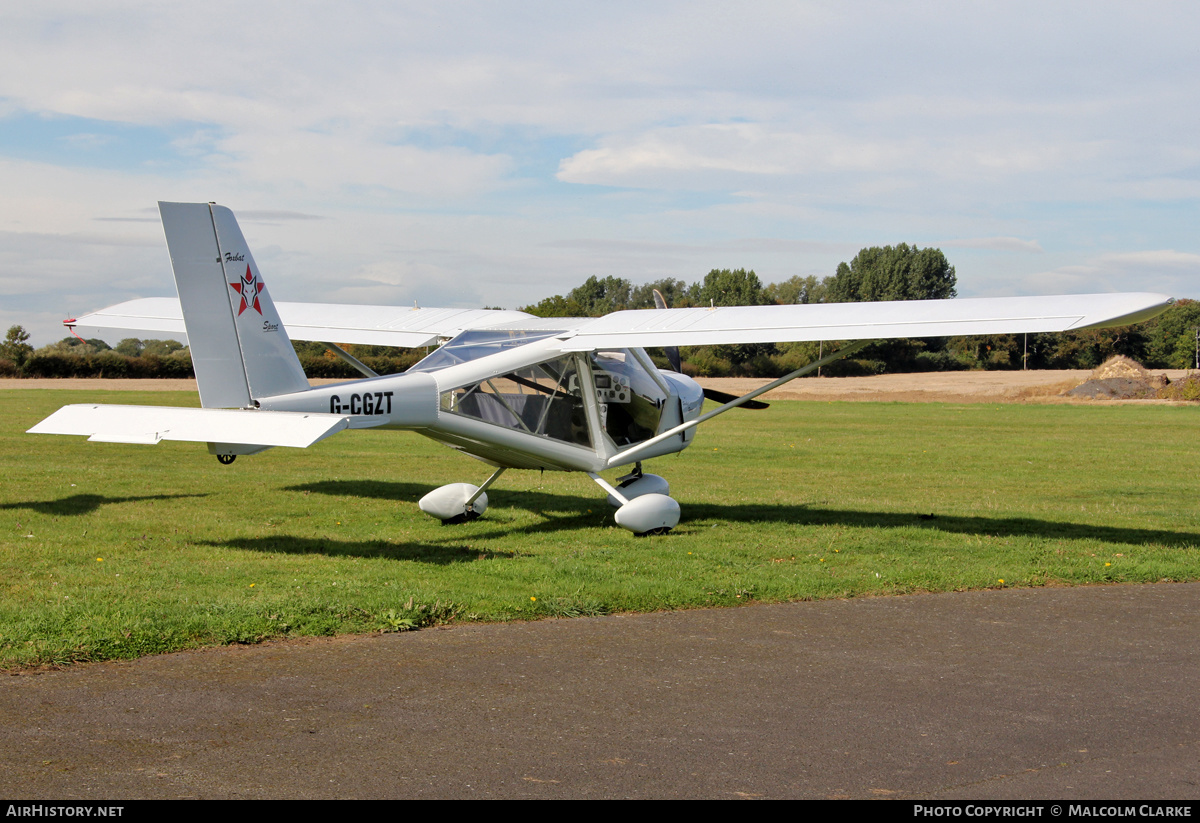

{"left": 3, "top": 388, "right": 1198, "bottom": 667}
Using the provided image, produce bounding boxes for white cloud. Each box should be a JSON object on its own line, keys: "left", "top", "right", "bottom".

{"left": 556, "top": 122, "right": 1129, "bottom": 199}
{"left": 557, "top": 125, "right": 907, "bottom": 187}
{"left": 939, "top": 237, "right": 1044, "bottom": 253}
{"left": 1096, "top": 250, "right": 1200, "bottom": 269}
{"left": 1009, "top": 250, "right": 1200, "bottom": 297}
{"left": 213, "top": 130, "right": 513, "bottom": 199}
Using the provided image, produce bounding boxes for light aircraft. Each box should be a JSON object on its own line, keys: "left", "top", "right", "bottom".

{"left": 29, "top": 202, "right": 1173, "bottom": 534}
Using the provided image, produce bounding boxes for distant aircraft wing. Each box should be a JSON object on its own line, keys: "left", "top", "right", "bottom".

{"left": 552, "top": 293, "right": 1173, "bottom": 351}
{"left": 66, "top": 297, "right": 188, "bottom": 341}
{"left": 67, "top": 298, "right": 536, "bottom": 347}
{"left": 27, "top": 404, "right": 362, "bottom": 447}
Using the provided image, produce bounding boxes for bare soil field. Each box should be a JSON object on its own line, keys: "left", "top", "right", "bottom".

{"left": 702, "top": 369, "right": 1194, "bottom": 404}
{"left": 2, "top": 369, "right": 1193, "bottom": 403}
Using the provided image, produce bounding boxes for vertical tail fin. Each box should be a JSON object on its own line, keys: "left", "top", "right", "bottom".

{"left": 159, "top": 202, "right": 310, "bottom": 408}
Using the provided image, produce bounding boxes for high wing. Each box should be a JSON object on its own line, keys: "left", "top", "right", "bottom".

{"left": 550, "top": 293, "right": 1172, "bottom": 351}
{"left": 67, "top": 298, "right": 536, "bottom": 348}
{"left": 69, "top": 292, "right": 1171, "bottom": 351}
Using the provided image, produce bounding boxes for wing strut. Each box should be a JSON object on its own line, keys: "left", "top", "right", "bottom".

{"left": 607, "top": 340, "right": 870, "bottom": 468}
{"left": 322, "top": 342, "right": 379, "bottom": 378}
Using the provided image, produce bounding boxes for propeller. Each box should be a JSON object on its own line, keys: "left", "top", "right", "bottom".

{"left": 652, "top": 289, "right": 769, "bottom": 410}
{"left": 700, "top": 388, "right": 770, "bottom": 410}
{"left": 652, "top": 289, "right": 683, "bottom": 373}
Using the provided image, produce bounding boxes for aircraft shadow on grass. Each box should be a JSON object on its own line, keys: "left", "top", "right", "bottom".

{"left": 206, "top": 533, "right": 517, "bottom": 565}
{"left": 1, "top": 492, "right": 208, "bottom": 516}
{"left": 286, "top": 479, "right": 1200, "bottom": 551}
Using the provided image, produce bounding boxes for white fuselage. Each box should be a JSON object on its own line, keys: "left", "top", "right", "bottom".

{"left": 257, "top": 335, "right": 705, "bottom": 473}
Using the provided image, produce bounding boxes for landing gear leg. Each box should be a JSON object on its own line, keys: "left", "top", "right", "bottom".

{"left": 617, "top": 462, "right": 644, "bottom": 484}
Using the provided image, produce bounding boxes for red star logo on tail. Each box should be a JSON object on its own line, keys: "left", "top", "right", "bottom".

{"left": 229, "top": 265, "right": 264, "bottom": 315}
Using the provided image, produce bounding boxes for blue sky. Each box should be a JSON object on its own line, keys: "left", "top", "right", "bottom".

{"left": 1, "top": 1, "right": 1198, "bottom": 344}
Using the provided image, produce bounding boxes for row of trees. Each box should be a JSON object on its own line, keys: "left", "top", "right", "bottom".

{"left": 0, "top": 328, "right": 198, "bottom": 379}
{"left": 0, "top": 332, "right": 426, "bottom": 380}
{"left": 4, "top": 243, "right": 1197, "bottom": 378}
{"left": 520, "top": 243, "right": 956, "bottom": 318}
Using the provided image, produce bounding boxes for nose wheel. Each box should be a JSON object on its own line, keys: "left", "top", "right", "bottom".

{"left": 589, "top": 471, "right": 679, "bottom": 535}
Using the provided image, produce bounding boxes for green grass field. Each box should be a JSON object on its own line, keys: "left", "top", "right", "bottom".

{"left": 3, "top": 388, "right": 1199, "bottom": 668}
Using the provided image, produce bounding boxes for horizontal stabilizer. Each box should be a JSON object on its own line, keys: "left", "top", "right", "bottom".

{"left": 28, "top": 405, "right": 353, "bottom": 449}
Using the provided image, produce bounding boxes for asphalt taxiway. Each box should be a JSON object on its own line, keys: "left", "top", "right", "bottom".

{"left": 2, "top": 583, "right": 1198, "bottom": 799}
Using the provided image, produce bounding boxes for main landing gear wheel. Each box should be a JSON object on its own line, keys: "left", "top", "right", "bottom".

{"left": 418, "top": 469, "right": 505, "bottom": 525}
{"left": 216, "top": 454, "right": 236, "bottom": 465}
{"left": 418, "top": 483, "right": 489, "bottom": 524}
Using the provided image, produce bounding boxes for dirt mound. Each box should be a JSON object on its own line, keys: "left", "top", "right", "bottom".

{"left": 1066, "top": 377, "right": 1159, "bottom": 400}
{"left": 1066, "top": 356, "right": 1170, "bottom": 400}
{"left": 1090, "top": 355, "right": 1145, "bottom": 380}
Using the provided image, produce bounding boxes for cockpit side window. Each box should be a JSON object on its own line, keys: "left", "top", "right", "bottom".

{"left": 439, "top": 355, "right": 592, "bottom": 448}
